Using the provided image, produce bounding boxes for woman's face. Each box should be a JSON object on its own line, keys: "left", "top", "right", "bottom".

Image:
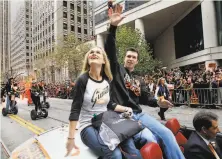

{"left": 88, "top": 47, "right": 105, "bottom": 65}
{"left": 160, "top": 79, "right": 165, "bottom": 84}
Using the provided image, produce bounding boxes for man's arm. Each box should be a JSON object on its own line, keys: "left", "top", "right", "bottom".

{"left": 139, "top": 80, "right": 158, "bottom": 107}
{"left": 184, "top": 148, "right": 209, "bottom": 159}
{"left": 104, "top": 11, "right": 125, "bottom": 73}
{"left": 105, "top": 25, "right": 119, "bottom": 74}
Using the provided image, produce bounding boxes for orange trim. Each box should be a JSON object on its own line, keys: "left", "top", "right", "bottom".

{"left": 34, "top": 141, "right": 51, "bottom": 159}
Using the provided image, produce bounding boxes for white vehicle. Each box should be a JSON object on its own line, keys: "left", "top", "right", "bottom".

{"left": 9, "top": 125, "right": 97, "bottom": 159}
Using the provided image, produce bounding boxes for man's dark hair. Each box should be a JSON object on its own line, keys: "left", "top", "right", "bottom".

{"left": 125, "top": 47, "right": 139, "bottom": 59}
{"left": 193, "top": 111, "right": 218, "bottom": 132}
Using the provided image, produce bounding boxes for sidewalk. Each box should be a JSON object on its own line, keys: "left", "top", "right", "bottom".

{"left": 141, "top": 105, "right": 222, "bottom": 129}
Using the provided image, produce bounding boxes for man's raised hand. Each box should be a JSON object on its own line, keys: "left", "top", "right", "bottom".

{"left": 109, "top": 4, "right": 125, "bottom": 26}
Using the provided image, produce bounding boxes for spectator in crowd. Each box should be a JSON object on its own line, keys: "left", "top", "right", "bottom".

{"left": 155, "top": 77, "right": 173, "bottom": 120}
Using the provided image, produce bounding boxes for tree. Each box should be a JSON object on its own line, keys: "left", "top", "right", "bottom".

{"left": 52, "top": 34, "right": 92, "bottom": 79}
{"left": 116, "top": 26, "right": 162, "bottom": 75}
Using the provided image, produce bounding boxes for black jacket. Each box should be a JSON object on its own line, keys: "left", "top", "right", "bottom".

{"left": 105, "top": 25, "right": 155, "bottom": 113}
{"left": 184, "top": 132, "right": 222, "bottom": 159}
{"left": 5, "top": 81, "right": 11, "bottom": 94}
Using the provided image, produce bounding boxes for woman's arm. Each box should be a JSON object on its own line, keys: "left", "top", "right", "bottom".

{"left": 68, "top": 121, "right": 78, "bottom": 139}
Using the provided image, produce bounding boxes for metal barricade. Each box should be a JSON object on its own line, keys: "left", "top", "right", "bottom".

{"left": 171, "top": 88, "right": 222, "bottom": 108}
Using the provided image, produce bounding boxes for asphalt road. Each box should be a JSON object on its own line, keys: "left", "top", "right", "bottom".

{"left": 1, "top": 97, "right": 222, "bottom": 157}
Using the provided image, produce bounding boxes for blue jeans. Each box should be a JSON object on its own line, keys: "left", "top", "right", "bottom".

{"left": 133, "top": 113, "right": 185, "bottom": 159}
{"left": 80, "top": 126, "right": 142, "bottom": 159}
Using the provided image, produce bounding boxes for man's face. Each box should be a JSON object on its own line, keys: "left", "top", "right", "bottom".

{"left": 124, "top": 51, "right": 138, "bottom": 71}
{"left": 204, "top": 120, "right": 220, "bottom": 140}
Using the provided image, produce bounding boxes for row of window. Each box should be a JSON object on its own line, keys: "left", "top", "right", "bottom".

{"left": 33, "top": 25, "right": 54, "bottom": 42}
{"left": 33, "top": 36, "right": 55, "bottom": 52}
{"left": 63, "top": 12, "right": 88, "bottom": 24}
{"left": 63, "top": 23, "right": 87, "bottom": 34}
{"left": 63, "top": 1, "right": 87, "bottom": 7}
{"left": 33, "top": 14, "right": 54, "bottom": 33}
{"left": 34, "top": 47, "right": 54, "bottom": 60}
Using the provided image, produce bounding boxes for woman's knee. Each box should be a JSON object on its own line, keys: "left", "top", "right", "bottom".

{"left": 111, "top": 148, "right": 122, "bottom": 159}
{"left": 135, "top": 128, "right": 157, "bottom": 144}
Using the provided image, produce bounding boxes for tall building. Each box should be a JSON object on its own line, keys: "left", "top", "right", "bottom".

{"left": 0, "top": 1, "right": 11, "bottom": 79}
{"left": 32, "top": 0, "right": 94, "bottom": 83}
{"left": 95, "top": 0, "right": 222, "bottom": 70}
{"left": 10, "top": 1, "right": 32, "bottom": 76}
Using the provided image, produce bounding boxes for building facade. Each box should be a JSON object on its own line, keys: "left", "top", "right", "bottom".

{"left": 0, "top": 1, "right": 11, "bottom": 79}
{"left": 32, "top": 0, "right": 94, "bottom": 83}
{"left": 95, "top": 0, "right": 222, "bottom": 70}
{"left": 10, "top": 1, "right": 32, "bottom": 77}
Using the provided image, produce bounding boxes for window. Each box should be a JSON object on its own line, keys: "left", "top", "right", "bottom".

{"left": 78, "top": 17, "right": 81, "bottom": 22}
{"left": 26, "top": 15, "right": 29, "bottom": 18}
{"left": 26, "top": 33, "right": 29, "bottom": 37}
{"left": 70, "top": 3, "right": 74, "bottom": 10}
{"left": 77, "top": 6, "right": 81, "bottom": 12}
{"left": 71, "top": 14, "right": 74, "bottom": 21}
{"left": 26, "top": 46, "right": 29, "bottom": 49}
{"left": 78, "top": 27, "right": 81, "bottom": 33}
{"left": 52, "top": 24, "right": 54, "bottom": 31}
{"left": 71, "top": 25, "right": 74, "bottom": 31}
{"left": 63, "top": 23, "right": 67, "bottom": 30}
{"left": 84, "top": 29, "right": 87, "bottom": 34}
{"left": 84, "top": 19, "right": 87, "bottom": 24}
{"left": 52, "top": 35, "right": 55, "bottom": 42}
{"left": 63, "top": 12, "right": 67, "bottom": 18}
{"left": 26, "top": 59, "right": 29, "bottom": 62}
{"left": 26, "top": 53, "right": 29, "bottom": 56}
{"left": 174, "top": 5, "right": 204, "bottom": 58}
{"left": 63, "top": 1, "right": 67, "bottom": 7}
{"left": 84, "top": 9, "right": 87, "bottom": 14}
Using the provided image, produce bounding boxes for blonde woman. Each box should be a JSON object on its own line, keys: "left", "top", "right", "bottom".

{"left": 155, "top": 78, "right": 173, "bottom": 120}
{"left": 65, "top": 47, "right": 142, "bottom": 159}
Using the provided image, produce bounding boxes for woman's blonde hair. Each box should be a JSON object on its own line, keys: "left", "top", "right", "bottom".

{"left": 81, "top": 47, "right": 113, "bottom": 81}
{"left": 157, "top": 77, "right": 165, "bottom": 86}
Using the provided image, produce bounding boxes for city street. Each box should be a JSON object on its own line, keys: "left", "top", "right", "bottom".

{"left": 1, "top": 97, "right": 222, "bottom": 156}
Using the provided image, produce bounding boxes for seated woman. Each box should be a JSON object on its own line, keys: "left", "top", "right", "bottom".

{"left": 66, "top": 47, "right": 142, "bottom": 159}
{"left": 155, "top": 77, "right": 173, "bottom": 120}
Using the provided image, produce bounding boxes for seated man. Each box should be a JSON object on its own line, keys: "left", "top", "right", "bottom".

{"left": 184, "top": 111, "right": 222, "bottom": 159}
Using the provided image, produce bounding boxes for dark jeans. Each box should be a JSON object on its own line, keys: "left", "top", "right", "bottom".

{"left": 80, "top": 126, "right": 142, "bottom": 159}
{"left": 31, "top": 93, "right": 40, "bottom": 111}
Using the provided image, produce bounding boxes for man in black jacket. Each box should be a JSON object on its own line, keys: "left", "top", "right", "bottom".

{"left": 105, "top": 8, "right": 185, "bottom": 159}
{"left": 184, "top": 111, "right": 221, "bottom": 159}
{"left": 5, "top": 78, "right": 14, "bottom": 111}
